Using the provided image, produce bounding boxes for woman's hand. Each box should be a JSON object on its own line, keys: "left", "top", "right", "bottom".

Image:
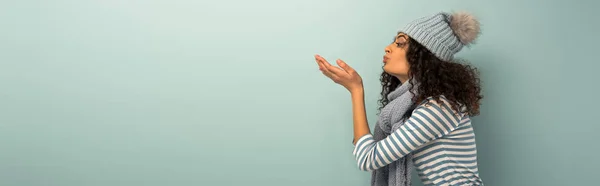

{"left": 314, "top": 54, "right": 363, "bottom": 93}
{"left": 315, "top": 54, "right": 371, "bottom": 144}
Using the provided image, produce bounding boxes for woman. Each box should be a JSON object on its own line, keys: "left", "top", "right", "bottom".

{"left": 314, "top": 11, "right": 484, "bottom": 185}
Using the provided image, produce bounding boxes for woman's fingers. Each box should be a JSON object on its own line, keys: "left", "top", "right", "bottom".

{"left": 314, "top": 54, "right": 362, "bottom": 91}
{"left": 315, "top": 55, "right": 338, "bottom": 80}
{"left": 316, "top": 55, "right": 336, "bottom": 75}
{"left": 336, "top": 59, "right": 355, "bottom": 74}
{"left": 315, "top": 55, "right": 330, "bottom": 73}
{"left": 315, "top": 55, "right": 357, "bottom": 86}
{"left": 326, "top": 64, "right": 346, "bottom": 76}
{"left": 315, "top": 55, "right": 326, "bottom": 70}
{"left": 317, "top": 55, "right": 348, "bottom": 76}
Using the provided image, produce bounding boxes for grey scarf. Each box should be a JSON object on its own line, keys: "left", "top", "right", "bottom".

{"left": 371, "top": 80, "right": 416, "bottom": 186}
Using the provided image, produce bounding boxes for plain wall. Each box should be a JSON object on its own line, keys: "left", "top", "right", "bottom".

{"left": 1, "top": 0, "right": 598, "bottom": 185}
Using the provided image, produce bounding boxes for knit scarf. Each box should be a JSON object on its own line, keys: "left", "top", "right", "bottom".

{"left": 371, "top": 80, "right": 416, "bottom": 186}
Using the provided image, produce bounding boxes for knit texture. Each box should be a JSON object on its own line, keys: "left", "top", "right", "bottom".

{"left": 372, "top": 80, "right": 417, "bottom": 186}
{"left": 398, "top": 12, "right": 480, "bottom": 61}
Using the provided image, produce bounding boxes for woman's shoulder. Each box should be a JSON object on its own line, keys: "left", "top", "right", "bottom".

{"left": 414, "top": 95, "right": 467, "bottom": 119}
{"left": 415, "top": 95, "right": 451, "bottom": 107}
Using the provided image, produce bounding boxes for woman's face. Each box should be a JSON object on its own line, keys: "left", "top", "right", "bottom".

{"left": 383, "top": 33, "right": 410, "bottom": 82}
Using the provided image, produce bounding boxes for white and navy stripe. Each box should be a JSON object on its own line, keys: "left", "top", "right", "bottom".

{"left": 352, "top": 97, "right": 483, "bottom": 185}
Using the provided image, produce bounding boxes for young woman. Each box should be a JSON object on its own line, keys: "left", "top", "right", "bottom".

{"left": 314, "top": 11, "right": 484, "bottom": 185}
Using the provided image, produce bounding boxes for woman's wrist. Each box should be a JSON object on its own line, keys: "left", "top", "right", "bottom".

{"left": 349, "top": 85, "right": 364, "bottom": 96}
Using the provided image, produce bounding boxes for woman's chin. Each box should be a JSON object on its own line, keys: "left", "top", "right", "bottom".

{"left": 383, "top": 65, "right": 392, "bottom": 73}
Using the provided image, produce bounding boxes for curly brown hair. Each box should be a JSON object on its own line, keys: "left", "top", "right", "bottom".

{"left": 378, "top": 37, "right": 483, "bottom": 119}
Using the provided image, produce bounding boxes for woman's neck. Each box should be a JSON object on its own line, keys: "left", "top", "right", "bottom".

{"left": 396, "top": 75, "right": 409, "bottom": 84}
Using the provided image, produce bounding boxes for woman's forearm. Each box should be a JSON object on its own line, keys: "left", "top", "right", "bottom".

{"left": 350, "top": 88, "right": 371, "bottom": 145}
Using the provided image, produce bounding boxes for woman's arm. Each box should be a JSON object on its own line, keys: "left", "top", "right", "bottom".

{"left": 313, "top": 54, "right": 370, "bottom": 144}
{"left": 352, "top": 98, "right": 463, "bottom": 171}
{"left": 350, "top": 88, "right": 371, "bottom": 145}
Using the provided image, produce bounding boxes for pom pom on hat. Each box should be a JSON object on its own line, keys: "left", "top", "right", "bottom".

{"left": 449, "top": 11, "right": 481, "bottom": 45}
{"left": 398, "top": 11, "right": 482, "bottom": 61}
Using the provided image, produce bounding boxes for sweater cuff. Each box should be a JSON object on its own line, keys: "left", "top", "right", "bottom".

{"left": 352, "top": 134, "right": 373, "bottom": 155}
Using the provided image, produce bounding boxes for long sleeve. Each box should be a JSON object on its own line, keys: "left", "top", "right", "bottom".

{"left": 352, "top": 98, "right": 464, "bottom": 171}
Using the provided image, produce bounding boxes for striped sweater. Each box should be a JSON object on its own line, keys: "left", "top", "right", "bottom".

{"left": 352, "top": 97, "right": 483, "bottom": 185}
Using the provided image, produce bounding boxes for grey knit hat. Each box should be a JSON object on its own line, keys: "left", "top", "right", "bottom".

{"left": 398, "top": 11, "right": 481, "bottom": 61}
